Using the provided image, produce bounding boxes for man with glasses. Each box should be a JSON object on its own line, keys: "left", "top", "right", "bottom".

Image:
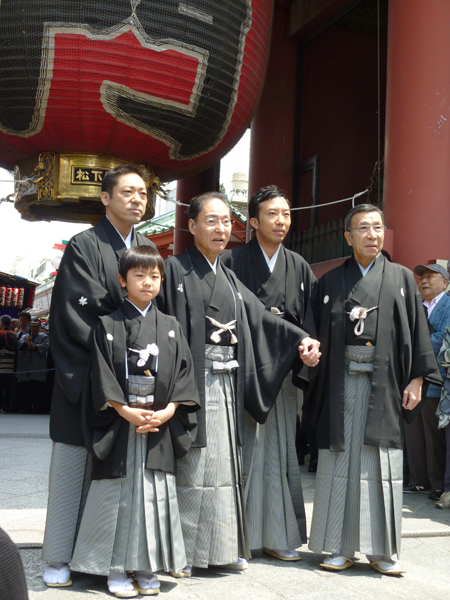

{"left": 306, "top": 204, "right": 440, "bottom": 575}
{"left": 158, "top": 191, "right": 320, "bottom": 575}
{"left": 403, "top": 264, "right": 450, "bottom": 502}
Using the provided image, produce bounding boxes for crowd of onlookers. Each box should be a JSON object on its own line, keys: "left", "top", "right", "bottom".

{"left": 0, "top": 311, "right": 54, "bottom": 414}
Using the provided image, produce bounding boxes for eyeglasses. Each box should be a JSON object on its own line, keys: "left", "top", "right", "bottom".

{"left": 203, "top": 216, "right": 235, "bottom": 228}
{"left": 419, "top": 273, "right": 444, "bottom": 281}
{"left": 348, "top": 224, "right": 386, "bottom": 234}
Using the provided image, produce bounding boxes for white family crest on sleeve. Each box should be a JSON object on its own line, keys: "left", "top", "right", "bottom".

{"left": 78, "top": 296, "right": 88, "bottom": 306}
{"left": 401, "top": 287, "right": 404, "bottom": 297}
{"left": 177, "top": 283, "right": 184, "bottom": 293}
{"left": 106, "top": 333, "right": 114, "bottom": 341}
{"left": 324, "top": 295, "right": 329, "bottom": 304}
{"left": 168, "top": 330, "right": 175, "bottom": 338}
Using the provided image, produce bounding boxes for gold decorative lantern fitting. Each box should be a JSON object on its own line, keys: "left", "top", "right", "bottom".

{"left": 14, "top": 152, "right": 158, "bottom": 224}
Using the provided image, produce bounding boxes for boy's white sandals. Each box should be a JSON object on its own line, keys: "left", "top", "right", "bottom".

{"left": 223, "top": 558, "right": 248, "bottom": 570}
{"left": 169, "top": 567, "right": 192, "bottom": 578}
{"left": 133, "top": 572, "right": 160, "bottom": 595}
{"left": 320, "top": 555, "right": 355, "bottom": 571}
{"left": 43, "top": 563, "right": 72, "bottom": 587}
{"left": 107, "top": 573, "right": 139, "bottom": 598}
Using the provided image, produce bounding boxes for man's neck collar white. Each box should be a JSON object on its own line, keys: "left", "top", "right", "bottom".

{"left": 356, "top": 254, "right": 380, "bottom": 277}
{"left": 204, "top": 255, "right": 218, "bottom": 274}
{"left": 125, "top": 297, "right": 152, "bottom": 316}
{"left": 106, "top": 215, "right": 133, "bottom": 249}
{"left": 258, "top": 242, "right": 281, "bottom": 273}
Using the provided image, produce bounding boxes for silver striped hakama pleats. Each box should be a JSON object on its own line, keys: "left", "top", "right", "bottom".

{"left": 70, "top": 419, "right": 186, "bottom": 576}
{"left": 42, "top": 443, "right": 91, "bottom": 563}
{"left": 176, "top": 344, "right": 249, "bottom": 568}
{"left": 243, "top": 375, "right": 306, "bottom": 551}
{"left": 309, "top": 346, "right": 403, "bottom": 558}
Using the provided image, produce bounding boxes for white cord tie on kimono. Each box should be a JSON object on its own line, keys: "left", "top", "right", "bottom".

{"left": 347, "top": 306, "right": 378, "bottom": 336}
{"left": 206, "top": 316, "right": 238, "bottom": 344}
{"left": 270, "top": 307, "right": 284, "bottom": 317}
{"left": 128, "top": 344, "right": 159, "bottom": 367}
{"left": 211, "top": 360, "right": 239, "bottom": 373}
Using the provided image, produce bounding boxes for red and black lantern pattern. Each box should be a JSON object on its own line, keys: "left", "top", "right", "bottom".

{"left": 0, "top": 1, "right": 273, "bottom": 180}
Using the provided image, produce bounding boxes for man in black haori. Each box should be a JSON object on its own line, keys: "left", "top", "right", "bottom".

{"left": 222, "top": 185, "right": 316, "bottom": 561}
{"left": 42, "top": 165, "right": 156, "bottom": 588}
{"left": 157, "top": 192, "right": 320, "bottom": 575}
{"left": 306, "top": 204, "right": 440, "bottom": 576}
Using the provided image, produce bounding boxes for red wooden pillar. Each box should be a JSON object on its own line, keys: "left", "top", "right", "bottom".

{"left": 248, "top": 7, "right": 297, "bottom": 199}
{"left": 383, "top": 0, "right": 450, "bottom": 269}
{"left": 173, "top": 164, "right": 220, "bottom": 255}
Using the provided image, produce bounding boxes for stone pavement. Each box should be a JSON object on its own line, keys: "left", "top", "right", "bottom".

{"left": 1, "top": 413, "right": 450, "bottom": 599}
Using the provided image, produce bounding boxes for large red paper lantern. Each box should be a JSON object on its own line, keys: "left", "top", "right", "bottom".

{"left": 0, "top": 0, "right": 273, "bottom": 222}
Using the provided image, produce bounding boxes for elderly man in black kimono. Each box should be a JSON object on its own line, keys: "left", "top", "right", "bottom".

{"left": 222, "top": 185, "right": 316, "bottom": 561}
{"left": 157, "top": 191, "right": 320, "bottom": 575}
{"left": 306, "top": 204, "right": 440, "bottom": 576}
{"left": 42, "top": 164, "right": 156, "bottom": 587}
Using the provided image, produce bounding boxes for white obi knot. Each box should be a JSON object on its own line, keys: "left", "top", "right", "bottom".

{"left": 211, "top": 359, "right": 239, "bottom": 373}
{"left": 347, "top": 305, "right": 378, "bottom": 336}
{"left": 128, "top": 343, "right": 159, "bottom": 367}
{"left": 206, "top": 316, "right": 238, "bottom": 344}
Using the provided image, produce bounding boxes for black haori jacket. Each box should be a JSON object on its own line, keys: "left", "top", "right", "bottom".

{"left": 82, "top": 303, "right": 200, "bottom": 479}
{"left": 157, "top": 246, "right": 309, "bottom": 448}
{"left": 305, "top": 255, "right": 442, "bottom": 451}
{"left": 49, "top": 217, "right": 155, "bottom": 446}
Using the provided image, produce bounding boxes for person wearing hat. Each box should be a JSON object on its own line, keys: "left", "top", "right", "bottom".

{"left": 403, "top": 263, "right": 450, "bottom": 501}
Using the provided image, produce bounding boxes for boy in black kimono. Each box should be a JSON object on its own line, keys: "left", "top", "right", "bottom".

{"left": 71, "top": 246, "right": 199, "bottom": 598}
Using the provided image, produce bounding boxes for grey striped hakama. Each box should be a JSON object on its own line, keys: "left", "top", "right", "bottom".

{"left": 176, "top": 344, "right": 249, "bottom": 568}
{"left": 70, "top": 412, "right": 186, "bottom": 576}
{"left": 42, "top": 443, "right": 91, "bottom": 563}
{"left": 309, "top": 346, "right": 403, "bottom": 559}
{"left": 243, "top": 375, "right": 307, "bottom": 551}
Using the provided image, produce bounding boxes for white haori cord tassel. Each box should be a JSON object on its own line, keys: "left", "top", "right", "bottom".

{"left": 128, "top": 344, "right": 159, "bottom": 367}
{"left": 347, "top": 306, "right": 378, "bottom": 336}
{"left": 206, "top": 317, "right": 238, "bottom": 344}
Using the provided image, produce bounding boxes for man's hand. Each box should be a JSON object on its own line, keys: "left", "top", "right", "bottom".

{"left": 402, "top": 376, "right": 423, "bottom": 410}
{"left": 299, "top": 337, "right": 321, "bottom": 367}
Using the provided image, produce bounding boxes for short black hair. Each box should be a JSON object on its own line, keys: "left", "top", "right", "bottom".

{"left": 0, "top": 315, "right": 11, "bottom": 327}
{"left": 344, "top": 204, "right": 384, "bottom": 232}
{"left": 188, "top": 191, "right": 232, "bottom": 221}
{"left": 248, "top": 185, "right": 290, "bottom": 220}
{"left": 102, "top": 164, "right": 149, "bottom": 196}
{"left": 18, "top": 311, "right": 31, "bottom": 322}
{"left": 119, "top": 246, "right": 164, "bottom": 280}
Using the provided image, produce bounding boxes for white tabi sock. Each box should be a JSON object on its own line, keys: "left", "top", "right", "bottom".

{"left": 133, "top": 571, "right": 160, "bottom": 590}
{"left": 107, "top": 572, "right": 135, "bottom": 594}
{"left": 43, "top": 562, "right": 70, "bottom": 585}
